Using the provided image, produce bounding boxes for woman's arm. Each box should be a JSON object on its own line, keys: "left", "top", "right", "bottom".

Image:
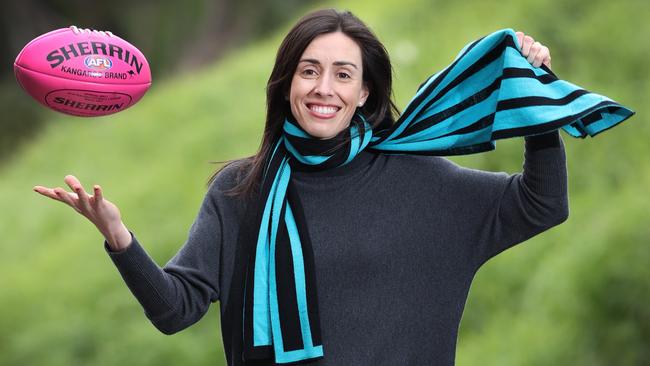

{"left": 105, "top": 187, "right": 222, "bottom": 334}
{"left": 33, "top": 166, "right": 241, "bottom": 334}
{"left": 466, "top": 31, "right": 566, "bottom": 266}
{"left": 472, "top": 130, "right": 569, "bottom": 267}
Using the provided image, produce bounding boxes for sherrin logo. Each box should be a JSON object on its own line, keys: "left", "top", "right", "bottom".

{"left": 84, "top": 55, "right": 112, "bottom": 70}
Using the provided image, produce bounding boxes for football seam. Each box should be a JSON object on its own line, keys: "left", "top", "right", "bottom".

{"left": 15, "top": 28, "right": 70, "bottom": 63}
{"left": 14, "top": 63, "right": 152, "bottom": 87}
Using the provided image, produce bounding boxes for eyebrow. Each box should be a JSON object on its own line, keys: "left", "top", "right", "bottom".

{"left": 299, "top": 58, "right": 358, "bottom": 69}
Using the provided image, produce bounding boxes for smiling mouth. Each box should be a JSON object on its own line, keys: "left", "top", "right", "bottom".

{"left": 307, "top": 104, "right": 341, "bottom": 118}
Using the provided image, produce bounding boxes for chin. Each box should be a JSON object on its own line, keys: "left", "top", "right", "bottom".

{"left": 307, "top": 130, "right": 335, "bottom": 139}
{"left": 298, "top": 121, "right": 338, "bottom": 140}
{"left": 308, "top": 126, "right": 344, "bottom": 139}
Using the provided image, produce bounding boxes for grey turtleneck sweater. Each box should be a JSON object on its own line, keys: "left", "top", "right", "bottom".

{"left": 106, "top": 131, "right": 568, "bottom": 365}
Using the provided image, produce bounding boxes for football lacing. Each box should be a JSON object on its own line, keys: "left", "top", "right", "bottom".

{"left": 69, "top": 25, "right": 114, "bottom": 37}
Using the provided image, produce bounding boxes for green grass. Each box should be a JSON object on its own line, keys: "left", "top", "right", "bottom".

{"left": 1, "top": 0, "right": 648, "bottom": 364}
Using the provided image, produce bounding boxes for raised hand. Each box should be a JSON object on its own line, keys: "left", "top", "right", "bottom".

{"left": 515, "top": 31, "right": 552, "bottom": 70}
{"left": 33, "top": 175, "right": 132, "bottom": 251}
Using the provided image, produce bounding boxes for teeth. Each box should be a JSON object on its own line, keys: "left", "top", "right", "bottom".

{"left": 310, "top": 105, "right": 338, "bottom": 114}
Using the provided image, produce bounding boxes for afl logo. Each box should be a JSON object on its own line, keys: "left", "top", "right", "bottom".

{"left": 84, "top": 55, "right": 113, "bottom": 70}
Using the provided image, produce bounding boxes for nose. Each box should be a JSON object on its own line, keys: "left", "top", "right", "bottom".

{"left": 314, "top": 73, "right": 334, "bottom": 97}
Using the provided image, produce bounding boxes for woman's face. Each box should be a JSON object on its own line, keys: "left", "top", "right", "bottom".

{"left": 289, "top": 31, "right": 369, "bottom": 139}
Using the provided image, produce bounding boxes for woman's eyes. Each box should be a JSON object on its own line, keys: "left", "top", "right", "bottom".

{"left": 337, "top": 72, "right": 351, "bottom": 79}
{"left": 300, "top": 68, "right": 352, "bottom": 80}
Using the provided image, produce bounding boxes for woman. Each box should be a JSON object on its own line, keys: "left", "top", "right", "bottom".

{"left": 35, "top": 8, "right": 628, "bottom": 366}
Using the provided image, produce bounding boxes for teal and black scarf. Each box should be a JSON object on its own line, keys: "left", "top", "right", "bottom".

{"left": 230, "top": 28, "right": 634, "bottom": 364}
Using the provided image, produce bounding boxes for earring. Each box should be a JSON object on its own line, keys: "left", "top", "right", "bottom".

{"left": 358, "top": 102, "right": 364, "bottom": 107}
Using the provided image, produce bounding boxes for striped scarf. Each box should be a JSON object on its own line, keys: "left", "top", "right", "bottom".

{"left": 238, "top": 28, "right": 634, "bottom": 364}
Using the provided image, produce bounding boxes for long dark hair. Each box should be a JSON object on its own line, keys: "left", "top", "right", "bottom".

{"left": 209, "top": 8, "right": 399, "bottom": 198}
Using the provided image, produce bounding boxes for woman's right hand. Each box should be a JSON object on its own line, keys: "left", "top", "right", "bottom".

{"left": 33, "top": 175, "right": 132, "bottom": 251}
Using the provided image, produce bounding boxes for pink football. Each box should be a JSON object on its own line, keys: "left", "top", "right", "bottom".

{"left": 14, "top": 26, "right": 152, "bottom": 117}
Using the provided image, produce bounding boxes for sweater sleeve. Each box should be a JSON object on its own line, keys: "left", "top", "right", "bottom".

{"left": 472, "top": 130, "right": 569, "bottom": 268}
{"left": 104, "top": 170, "right": 234, "bottom": 335}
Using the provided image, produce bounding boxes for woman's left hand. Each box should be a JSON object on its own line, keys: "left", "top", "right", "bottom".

{"left": 515, "top": 31, "right": 552, "bottom": 70}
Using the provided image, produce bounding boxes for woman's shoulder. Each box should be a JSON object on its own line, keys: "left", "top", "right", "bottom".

{"left": 207, "top": 156, "right": 255, "bottom": 196}
{"left": 381, "top": 152, "right": 465, "bottom": 175}
{"left": 380, "top": 152, "right": 509, "bottom": 187}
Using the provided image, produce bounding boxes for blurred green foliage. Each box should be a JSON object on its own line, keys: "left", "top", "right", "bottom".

{"left": 0, "top": 0, "right": 647, "bottom": 365}
{"left": 1, "top": 0, "right": 314, "bottom": 168}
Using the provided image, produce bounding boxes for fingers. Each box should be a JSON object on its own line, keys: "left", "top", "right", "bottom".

{"left": 531, "top": 44, "right": 551, "bottom": 68}
{"left": 34, "top": 185, "right": 78, "bottom": 208}
{"left": 33, "top": 185, "right": 62, "bottom": 201}
{"left": 54, "top": 187, "right": 81, "bottom": 213}
{"left": 515, "top": 31, "right": 524, "bottom": 51}
{"left": 34, "top": 176, "right": 104, "bottom": 216}
{"left": 514, "top": 31, "right": 552, "bottom": 69}
{"left": 92, "top": 185, "right": 104, "bottom": 209}
{"left": 527, "top": 42, "right": 542, "bottom": 65}
{"left": 64, "top": 175, "right": 92, "bottom": 212}
{"left": 542, "top": 53, "right": 552, "bottom": 70}
{"left": 521, "top": 34, "right": 534, "bottom": 57}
